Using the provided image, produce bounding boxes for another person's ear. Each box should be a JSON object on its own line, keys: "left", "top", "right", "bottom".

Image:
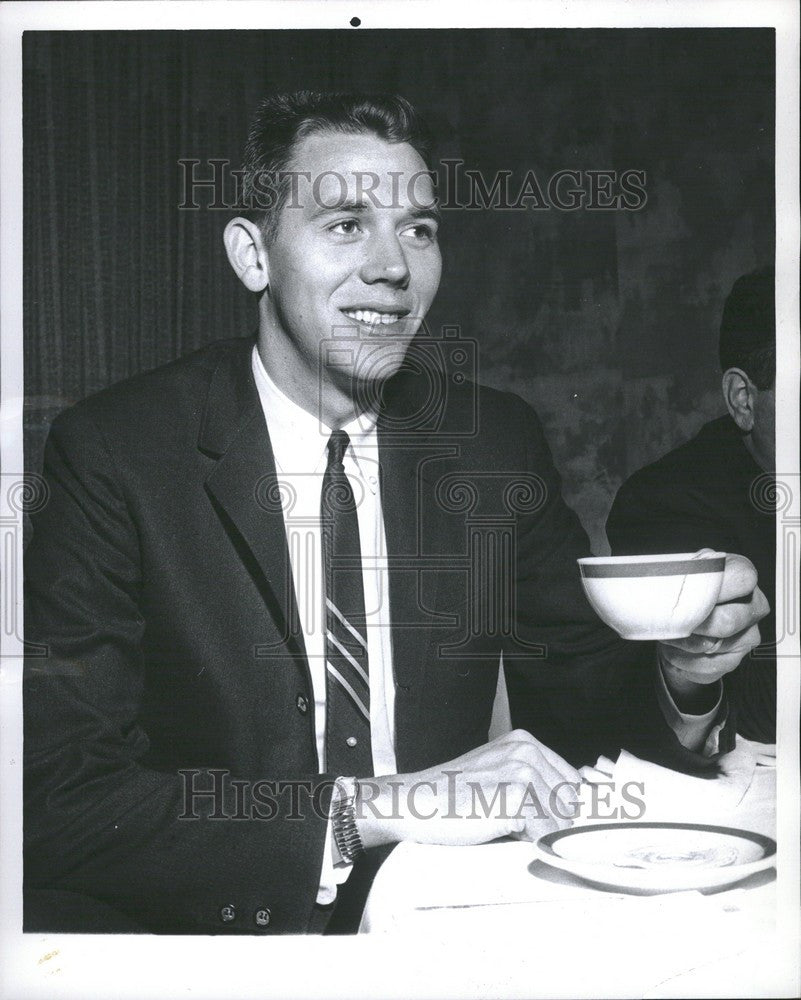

{"left": 722, "top": 367, "right": 756, "bottom": 433}
{"left": 223, "top": 217, "right": 270, "bottom": 292}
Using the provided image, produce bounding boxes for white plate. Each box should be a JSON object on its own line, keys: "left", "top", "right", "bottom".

{"left": 533, "top": 822, "right": 776, "bottom": 893}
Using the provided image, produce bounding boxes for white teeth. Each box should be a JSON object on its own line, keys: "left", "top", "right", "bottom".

{"left": 343, "top": 309, "right": 401, "bottom": 325}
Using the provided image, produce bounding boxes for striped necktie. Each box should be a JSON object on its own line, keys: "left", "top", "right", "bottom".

{"left": 321, "top": 430, "right": 373, "bottom": 777}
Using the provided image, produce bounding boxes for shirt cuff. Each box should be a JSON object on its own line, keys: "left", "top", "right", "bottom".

{"left": 315, "top": 778, "right": 354, "bottom": 906}
{"left": 655, "top": 656, "right": 725, "bottom": 756}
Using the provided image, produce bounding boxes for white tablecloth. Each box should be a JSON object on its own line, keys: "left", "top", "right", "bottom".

{"left": 359, "top": 749, "right": 779, "bottom": 998}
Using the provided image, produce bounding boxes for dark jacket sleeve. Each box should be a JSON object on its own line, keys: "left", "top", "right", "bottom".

{"left": 24, "top": 407, "right": 333, "bottom": 934}
{"left": 499, "top": 395, "right": 730, "bottom": 771}
{"left": 607, "top": 463, "right": 734, "bottom": 556}
{"left": 606, "top": 444, "right": 777, "bottom": 745}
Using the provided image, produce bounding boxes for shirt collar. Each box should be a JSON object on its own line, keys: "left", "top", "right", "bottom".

{"left": 251, "top": 345, "right": 378, "bottom": 478}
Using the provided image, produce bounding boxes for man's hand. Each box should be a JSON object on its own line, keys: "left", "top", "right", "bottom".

{"left": 354, "top": 730, "right": 581, "bottom": 850}
{"left": 658, "top": 551, "right": 769, "bottom": 706}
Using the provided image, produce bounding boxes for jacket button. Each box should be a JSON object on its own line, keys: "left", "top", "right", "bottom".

{"left": 296, "top": 694, "right": 309, "bottom": 714}
{"left": 220, "top": 904, "right": 236, "bottom": 923}
{"left": 255, "top": 907, "right": 272, "bottom": 928}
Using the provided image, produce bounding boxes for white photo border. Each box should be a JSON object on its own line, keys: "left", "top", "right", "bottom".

{"left": 1, "top": 3, "right": 798, "bottom": 998}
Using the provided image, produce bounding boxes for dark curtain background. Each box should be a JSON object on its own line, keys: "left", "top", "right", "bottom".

{"left": 23, "top": 29, "right": 774, "bottom": 550}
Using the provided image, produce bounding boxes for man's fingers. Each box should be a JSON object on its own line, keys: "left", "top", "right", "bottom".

{"left": 666, "top": 621, "right": 761, "bottom": 655}
{"left": 667, "top": 634, "right": 724, "bottom": 655}
{"left": 659, "top": 582, "right": 768, "bottom": 648}
{"left": 511, "top": 767, "right": 577, "bottom": 837}
{"left": 504, "top": 728, "right": 581, "bottom": 785}
{"left": 517, "top": 745, "right": 581, "bottom": 823}
{"left": 716, "top": 552, "right": 758, "bottom": 603}
{"left": 535, "top": 744, "right": 581, "bottom": 786}
{"left": 549, "top": 778, "right": 580, "bottom": 823}
{"left": 661, "top": 622, "right": 762, "bottom": 679}
{"left": 689, "top": 585, "right": 769, "bottom": 639}
{"left": 500, "top": 730, "right": 581, "bottom": 826}
{"left": 536, "top": 758, "right": 580, "bottom": 812}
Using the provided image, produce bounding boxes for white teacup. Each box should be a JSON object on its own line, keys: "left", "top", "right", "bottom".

{"left": 577, "top": 551, "right": 726, "bottom": 640}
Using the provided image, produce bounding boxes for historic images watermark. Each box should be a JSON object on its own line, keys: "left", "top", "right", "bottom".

{"left": 178, "top": 767, "right": 647, "bottom": 823}
{"left": 177, "top": 159, "right": 648, "bottom": 213}
{"left": 1, "top": 473, "right": 49, "bottom": 657}
{"left": 750, "top": 472, "right": 800, "bottom": 657}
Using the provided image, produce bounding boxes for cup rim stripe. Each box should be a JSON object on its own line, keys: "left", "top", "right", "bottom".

{"left": 580, "top": 559, "right": 725, "bottom": 578}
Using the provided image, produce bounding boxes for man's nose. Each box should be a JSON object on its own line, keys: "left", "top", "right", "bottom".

{"left": 359, "top": 231, "right": 410, "bottom": 287}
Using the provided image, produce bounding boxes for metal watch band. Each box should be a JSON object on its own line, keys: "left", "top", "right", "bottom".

{"left": 331, "top": 777, "right": 366, "bottom": 865}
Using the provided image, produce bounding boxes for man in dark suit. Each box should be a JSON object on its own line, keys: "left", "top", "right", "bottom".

{"left": 24, "top": 93, "right": 768, "bottom": 935}
{"left": 607, "top": 267, "right": 776, "bottom": 743}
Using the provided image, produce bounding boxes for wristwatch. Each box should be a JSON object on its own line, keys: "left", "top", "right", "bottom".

{"left": 331, "top": 776, "right": 366, "bottom": 865}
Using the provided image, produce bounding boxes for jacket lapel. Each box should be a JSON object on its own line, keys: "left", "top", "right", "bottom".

{"left": 197, "top": 343, "right": 461, "bottom": 763}
{"left": 377, "top": 374, "right": 460, "bottom": 699}
{"left": 199, "top": 339, "right": 306, "bottom": 664}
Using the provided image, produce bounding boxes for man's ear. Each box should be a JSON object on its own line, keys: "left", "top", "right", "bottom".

{"left": 223, "top": 217, "right": 270, "bottom": 293}
{"left": 722, "top": 367, "right": 756, "bottom": 433}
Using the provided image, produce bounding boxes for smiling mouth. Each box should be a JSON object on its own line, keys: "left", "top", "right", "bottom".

{"left": 340, "top": 308, "right": 409, "bottom": 326}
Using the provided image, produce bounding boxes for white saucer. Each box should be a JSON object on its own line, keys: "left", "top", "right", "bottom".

{"left": 533, "top": 822, "right": 776, "bottom": 893}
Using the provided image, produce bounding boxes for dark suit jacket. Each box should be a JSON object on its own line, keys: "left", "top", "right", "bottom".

{"left": 607, "top": 416, "right": 776, "bottom": 743}
{"left": 24, "top": 337, "right": 721, "bottom": 934}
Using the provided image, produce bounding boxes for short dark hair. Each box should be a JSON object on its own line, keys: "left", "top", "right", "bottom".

{"left": 241, "top": 91, "right": 433, "bottom": 241}
{"left": 719, "top": 265, "right": 775, "bottom": 390}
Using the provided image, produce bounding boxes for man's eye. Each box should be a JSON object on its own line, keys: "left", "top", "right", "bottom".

{"left": 329, "top": 219, "right": 361, "bottom": 236}
{"left": 404, "top": 223, "right": 438, "bottom": 242}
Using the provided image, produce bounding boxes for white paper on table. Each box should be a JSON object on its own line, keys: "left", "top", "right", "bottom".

{"left": 739, "top": 738, "right": 776, "bottom": 768}
{"left": 575, "top": 740, "right": 758, "bottom": 827}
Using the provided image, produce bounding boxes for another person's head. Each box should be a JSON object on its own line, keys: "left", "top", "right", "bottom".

{"left": 719, "top": 266, "right": 775, "bottom": 471}
{"left": 223, "top": 92, "right": 442, "bottom": 424}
